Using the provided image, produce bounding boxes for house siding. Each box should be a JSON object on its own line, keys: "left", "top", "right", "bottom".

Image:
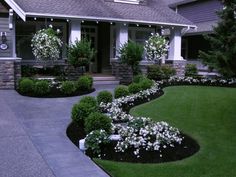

{"left": 178, "top": 0, "right": 222, "bottom": 23}
{"left": 0, "top": 16, "right": 13, "bottom": 58}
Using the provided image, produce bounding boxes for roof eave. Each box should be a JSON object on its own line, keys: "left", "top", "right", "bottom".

{"left": 25, "top": 12, "right": 196, "bottom": 28}
{"left": 169, "top": 0, "right": 197, "bottom": 8}
{"left": 4, "top": 0, "right": 26, "bottom": 21}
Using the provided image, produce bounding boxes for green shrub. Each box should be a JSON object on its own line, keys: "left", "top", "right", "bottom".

{"left": 185, "top": 64, "right": 198, "bottom": 77}
{"left": 60, "top": 81, "right": 76, "bottom": 95}
{"left": 147, "top": 65, "right": 176, "bottom": 80}
{"left": 71, "top": 102, "right": 97, "bottom": 124}
{"left": 114, "top": 85, "right": 130, "bottom": 99}
{"left": 128, "top": 83, "right": 142, "bottom": 94}
{"left": 119, "top": 41, "right": 144, "bottom": 75}
{"left": 97, "top": 91, "right": 113, "bottom": 104}
{"left": 80, "top": 96, "right": 97, "bottom": 108}
{"left": 68, "top": 39, "right": 96, "bottom": 67}
{"left": 76, "top": 75, "right": 93, "bottom": 91}
{"left": 85, "top": 112, "right": 112, "bottom": 134}
{"left": 161, "top": 65, "right": 176, "bottom": 79}
{"left": 85, "top": 129, "right": 109, "bottom": 157}
{"left": 33, "top": 80, "right": 50, "bottom": 96}
{"left": 19, "top": 78, "right": 35, "bottom": 94}
{"left": 147, "top": 65, "right": 163, "bottom": 80}
{"left": 139, "top": 78, "right": 153, "bottom": 90}
{"left": 133, "top": 74, "right": 146, "bottom": 83}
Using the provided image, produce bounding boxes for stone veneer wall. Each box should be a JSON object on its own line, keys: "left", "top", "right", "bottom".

{"left": 111, "top": 60, "right": 133, "bottom": 84}
{"left": 0, "top": 58, "right": 21, "bottom": 89}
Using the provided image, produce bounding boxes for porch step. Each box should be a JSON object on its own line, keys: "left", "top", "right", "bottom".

{"left": 93, "top": 76, "right": 120, "bottom": 85}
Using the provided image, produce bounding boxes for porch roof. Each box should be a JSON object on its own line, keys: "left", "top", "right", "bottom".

{"left": 5, "top": 0, "right": 196, "bottom": 28}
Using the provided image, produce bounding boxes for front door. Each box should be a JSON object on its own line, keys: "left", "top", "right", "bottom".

{"left": 81, "top": 26, "right": 98, "bottom": 73}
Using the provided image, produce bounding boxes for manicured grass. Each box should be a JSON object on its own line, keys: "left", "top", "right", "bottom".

{"left": 95, "top": 86, "right": 236, "bottom": 177}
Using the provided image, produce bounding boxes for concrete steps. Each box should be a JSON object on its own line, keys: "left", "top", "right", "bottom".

{"left": 93, "top": 76, "right": 120, "bottom": 85}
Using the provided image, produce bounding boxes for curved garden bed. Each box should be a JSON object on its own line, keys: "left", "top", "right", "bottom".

{"left": 17, "top": 75, "right": 95, "bottom": 98}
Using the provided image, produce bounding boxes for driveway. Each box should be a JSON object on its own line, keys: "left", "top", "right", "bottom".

{"left": 0, "top": 85, "right": 116, "bottom": 177}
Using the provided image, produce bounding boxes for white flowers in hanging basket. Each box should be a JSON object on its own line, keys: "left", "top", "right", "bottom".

{"left": 31, "top": 28, "right": 63, "bottom": 61}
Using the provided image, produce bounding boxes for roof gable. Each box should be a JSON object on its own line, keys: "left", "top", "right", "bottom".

{"left": 0, "top": 2, "right": 9, "bottom": 13}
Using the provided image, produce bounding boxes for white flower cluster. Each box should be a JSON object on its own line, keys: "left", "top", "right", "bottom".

{"left": 31, "top": 28, "right": 63, "bottom": 60}
{"left": 100, "top": 82, "right": 160, "bottom": 122}
{"left": 114, "top": 119, "right": 182, "bottom": 158}
{"left": 144, "top": 33, "right": 169, "bottom": 62}
{"left": 167, "top": 76, "right": 236, "bottom": 85}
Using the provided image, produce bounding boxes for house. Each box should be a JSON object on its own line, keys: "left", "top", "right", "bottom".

{"left": 0, "top": 0, "right": 220, "bottom": 89}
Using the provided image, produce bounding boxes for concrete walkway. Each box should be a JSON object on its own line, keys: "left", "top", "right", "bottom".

{"left": 0, "top": 85, "right": 116, "bottom": 177}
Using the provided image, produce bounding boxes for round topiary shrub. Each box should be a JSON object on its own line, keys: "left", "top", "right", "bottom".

{"left": 114, "top": 85, "right": 130, "bottom": 99}
{"left": 85, "top": 112, "right": 112, "bottom": 134}
{"left": 139, "top": 78, "right": 153, "bottom": 90}
{"left": 71, "top": 102, "right": 97, "bottom": 125}
{"left": 97, "top": 91, "right": 113, "bottom": 104}
{"left": 19, "top": 78, "right": 34, "bottom": 94}
{"left": 60, "top": 81, "right": 76, "bottom": 95}
{"left": 128, "top": 83, "right": 142, "bottom": 94}
{"left": 80, "top": 96, "right": 97, "bottom": 108}
{"left": 133, "top": 74, "right": 146, "bottom": 83}
{"left": 76, "top": 75, "right": 93, "bottom": 92}
{"left": 33, "top": 80, "right": 50, "bottom": 96}
{"left": 185, "top": 64, "right": 198, "bottom": 77}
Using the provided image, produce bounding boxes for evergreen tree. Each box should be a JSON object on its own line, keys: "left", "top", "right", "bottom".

{"left": 199, "top": 0, "right": 236, "bottom": 77}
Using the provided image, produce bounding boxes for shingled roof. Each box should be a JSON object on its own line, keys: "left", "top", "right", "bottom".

{"left": 5, "top": 0, "right": 195, "bottom": 27}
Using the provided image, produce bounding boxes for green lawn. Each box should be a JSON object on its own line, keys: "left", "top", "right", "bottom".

{"left": 95, "top": 86, "right": 236, "bottom": 177}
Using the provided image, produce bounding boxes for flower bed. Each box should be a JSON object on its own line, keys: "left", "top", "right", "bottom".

{"left": 17, "top": 75, "right": 95, "bottom": 98}
{"left": 67, "top": 76, "right": 236, "bottom": 163}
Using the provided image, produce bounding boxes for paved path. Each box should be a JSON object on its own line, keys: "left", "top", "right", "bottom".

{"left": 0, "top": 85, "right": 116, "bottom": 177}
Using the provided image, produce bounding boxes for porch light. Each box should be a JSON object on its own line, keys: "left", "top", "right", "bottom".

{"left": 136, "top": 24, "right": 139, "bottom": 27}
{"left": 34, "top": 17, "right": 37, "bottom": 20}
{"left": 110, "top": 22, "right": 113, "bottom": 25}
{"left": 82, "top": 20, "right": 84, "bottom": 23}
{"left": 66, "top": 19, "right": 70, "bottom": 22}
{"left": 51, "top": 18, "right": 53, "bottom": 22}
{"left": 172, "top": 27, "right": 175, "bottom": 29}
{"left": 96, "top": 21, "right": 99, "bottom": 24}
{"left": 149, "top": 25, "right": 152, "bottom": 28}
{"left": 124, "top": 23, "right": 127, "bottom": 26}
{"left": 161, "top": 26, "right": 163, "bottom": 29}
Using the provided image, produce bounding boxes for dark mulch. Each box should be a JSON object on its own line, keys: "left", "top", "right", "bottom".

{"left": 87, "top": 134, "right": 199, "bottom": 163}
{"left": 17, "top": 87, "right": 95, "bottom": 98}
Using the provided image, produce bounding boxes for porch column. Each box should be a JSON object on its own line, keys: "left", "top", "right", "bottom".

{"left": 115, "top": 23, "right": 128, "bottom": 57}
{"left": 168, "top": 27, "right": 183, "bottom": 61}
{"left": 69, "top": 20, "right": 81, "bottom": 44}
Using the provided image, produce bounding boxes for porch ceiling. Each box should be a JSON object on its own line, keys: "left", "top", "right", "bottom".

{"left": 5, "top": 0, "right": 196, "bottom": 28}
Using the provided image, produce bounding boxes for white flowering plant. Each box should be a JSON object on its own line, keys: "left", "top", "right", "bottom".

{"left": 85, "top": 129, "right": 110, "bottom": 157}
{"left": 31, "top": 28, "right": 63, "bottom": 61}
{"left": 144, "top": 33, "right": 169, "bottom": 62}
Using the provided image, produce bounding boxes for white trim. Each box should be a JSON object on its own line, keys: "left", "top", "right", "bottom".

{"left": 25, "top": 12, "right": 197, "bottom": 28}
{"left": 4, "top": 0, "right": 26, "bottom": 21}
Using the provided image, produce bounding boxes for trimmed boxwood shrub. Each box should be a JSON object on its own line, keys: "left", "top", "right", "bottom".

{"left": 85, "top": 112, "right": 112, "bottom": 134}
{"left": 97, "top": 91, "right": 113, "bottom": 104}
{"left": 139, "top": 78, "right": 153, "bottom": 90}
{"left": 33, "top": 80, "right": 50, "bottom": 96}
{"left": 80, "top": 96, "right": 98, "bottom": 108}
{"left": 114, "top": 85, "right": 130, "bottom": 99}
{"left": 19, "top": 78, "right": 34, "bottom": 94}
{"left": 147, "top": 65, "right": 176, "bottom": 80}
{"left": 76, "top": 75, "right": 93, "bottom": 91}
{"left": 128, "top": 83, "right": 142, "bottom": 94}
{"left": 133, "top": 74, "right": 146, "bottom": 83}
{"left": 71, "top": 102, "right": 97, "bottom": 125}
{"left": 185, "top": 64, "right": 198, "bottom": 77}
{"left": 60, "top": 81, "right": 76, "bottom": 95}
{"left": 161, "top": 65, "right": 176, "bottom": 79}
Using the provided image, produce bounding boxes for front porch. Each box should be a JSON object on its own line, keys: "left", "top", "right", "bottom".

{"left": 15, "top": 17, "right": 187, "bottom": 75}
